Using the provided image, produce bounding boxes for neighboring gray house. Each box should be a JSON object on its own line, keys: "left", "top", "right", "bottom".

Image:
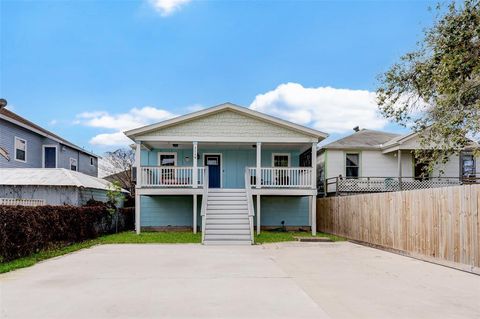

{"left": 0, "top": 168, "right": 128, "bottom": 206}
{"left": 318, "top": 128, "right": 480, "bottom": 195}
{"left": 0, "top": 107, "right": 99, "bottom": 176}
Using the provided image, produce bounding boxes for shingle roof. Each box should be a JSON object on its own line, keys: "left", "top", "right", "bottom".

{"left": 0, "top": 108, "right": 98, "bottom": 158}
{"left": 322, "top": 129, "right": 401, "bottom": 150}
{"left": 0, "top": 168, "right": 128, "bottom": 192}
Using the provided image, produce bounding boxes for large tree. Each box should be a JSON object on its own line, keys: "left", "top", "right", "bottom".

{"left": 101, "top": 148, "right": 135, "bottom": 195}
{"left": 377, "top": 0, "right": 480, "bottom": 174}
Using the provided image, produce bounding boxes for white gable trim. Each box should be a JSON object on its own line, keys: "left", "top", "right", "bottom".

{"left": 124, "top": 102, "right": 328, "bottom": 140}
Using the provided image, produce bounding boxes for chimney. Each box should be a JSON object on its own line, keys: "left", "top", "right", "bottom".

{"left": 353, "top": 126, "right": 360, "bottom": 132}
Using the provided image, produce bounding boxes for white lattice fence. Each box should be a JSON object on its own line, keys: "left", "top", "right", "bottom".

{"left": 336, "top": 177, "right": 462, "bottom": 193}
{"left": 0, "top": 198, "right": 46, "bottom": 206}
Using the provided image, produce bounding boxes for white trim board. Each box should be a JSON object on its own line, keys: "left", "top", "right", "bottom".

{"left": 135, "top": 136, "right": 318, "bottom": 143}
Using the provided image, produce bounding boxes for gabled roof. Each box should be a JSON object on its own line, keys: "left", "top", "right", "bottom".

{"left": 124, "top": 102, "right": 328, "bottom": 140}
{"left": 0, "top": 168, "right": 128, "bottom": 192}
{"left": 321, "top": 129, "right": 401, "bottom": 150}
{"left": 0, "top": 108, "right": 98, "bottom": 158}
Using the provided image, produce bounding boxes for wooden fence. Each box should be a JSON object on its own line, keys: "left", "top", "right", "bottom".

{"left": 317, "top": 184, "right": 480, "bottom": 274}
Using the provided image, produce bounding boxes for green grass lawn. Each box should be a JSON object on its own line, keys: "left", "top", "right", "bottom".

{"left": 0, "top": 230, "right": 343, "bottom": 274}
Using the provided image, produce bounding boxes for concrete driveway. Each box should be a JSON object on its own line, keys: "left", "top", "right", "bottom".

{"left": 1, "top": 242, "right": 479, "bottom": 319}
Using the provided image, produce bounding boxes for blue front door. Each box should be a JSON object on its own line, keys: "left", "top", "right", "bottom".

{"left": 44, "top": 146, "right": 57, "bottom": 168}
{"left": 205, "top": 155, "right": 221, "bottom": 188}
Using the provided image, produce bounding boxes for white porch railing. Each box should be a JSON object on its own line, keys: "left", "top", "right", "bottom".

{"left": 140, "top": 166, "right": 205, "bottom": 187}
{"left": 0, "top": 198, "right": 46, "bottom": 206}
{"left": 247, "top": 167, "right": 314, "bottom": 188}
{"left": 244, "top": 169, "right": 255, "bottom": 244}
{"left": 201, "top": 168, "right": 209, "bottom": 243}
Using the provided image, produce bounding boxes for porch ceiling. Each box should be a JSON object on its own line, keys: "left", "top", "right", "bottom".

{"left": 143, "top": 141, "right": 312, "bottom": 152}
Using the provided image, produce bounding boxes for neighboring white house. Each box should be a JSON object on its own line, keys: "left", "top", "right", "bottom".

{"left": 0, "top": 168, "right": 128, "bottom": 206}
{"left": 125, "top": 102, "right": 327, "bottom": 245}
{"left": 317, "top": 129, "right": 480, "bottom": 195}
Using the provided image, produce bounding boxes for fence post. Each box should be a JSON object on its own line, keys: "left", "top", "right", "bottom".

{"left": 335, "top": 177, "right": 339, "bottom": 196}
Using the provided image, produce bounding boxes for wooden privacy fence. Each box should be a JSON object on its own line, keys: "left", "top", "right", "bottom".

{"left": 317, "top": 184, "right": 480, "bottom": 274}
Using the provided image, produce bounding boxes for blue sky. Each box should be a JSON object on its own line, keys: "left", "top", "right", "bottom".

{"left": 1, "top": 0, "right": 436, "bottom": 154}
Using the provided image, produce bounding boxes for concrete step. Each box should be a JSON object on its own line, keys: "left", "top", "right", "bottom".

{"left": 204, "top": 234, "right": 251, "bottom": 241}
{"left": 208, "top": 193, "right": 247, "bottom": 197}
{"left": 203, "top": 240, "right": 251, "bottom": 245}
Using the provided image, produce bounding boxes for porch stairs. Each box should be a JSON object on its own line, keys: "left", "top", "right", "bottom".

{"left": 203, "top": 189, "right": 253, "bottom": 245}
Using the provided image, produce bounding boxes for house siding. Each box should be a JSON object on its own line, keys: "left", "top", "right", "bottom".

{"left": 321, "top": 148, "right": 479, "bottom": 181}
{"left": 140, "top": 195, "right": 309, "bottom": 228}
{"left": 140, "top": 195, "right": 202, "bottom": 227}
{"left": 254, "top": 196, "right": 309, "bottom": 227}
{"left": 0, "top": 118, "right": 98, "bottom": 176}
{"left": 138, "top": 110, "right": 310, "bottom": 140}
{"left": 140, "top": 147, "right": 301, "bottom": 188}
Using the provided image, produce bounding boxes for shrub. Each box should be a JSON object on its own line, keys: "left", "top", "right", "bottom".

{"left": 0, "top": 205, "right": 134, "bottom": 262}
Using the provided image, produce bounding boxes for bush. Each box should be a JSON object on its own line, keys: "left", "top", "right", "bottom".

{"left": 0, "top": 205, "right": 135, "bottom": 262}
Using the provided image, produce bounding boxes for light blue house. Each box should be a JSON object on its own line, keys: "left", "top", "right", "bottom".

{"left": 125, "top": 103, "right": 328, "bottom": 244}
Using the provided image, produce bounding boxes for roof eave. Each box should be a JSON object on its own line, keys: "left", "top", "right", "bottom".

{"left": 124, "top": 102, "right": 328, "bottom": 141}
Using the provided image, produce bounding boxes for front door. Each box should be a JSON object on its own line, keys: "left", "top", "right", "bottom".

{"left": 205, "top": 155, "right": 221, "bottom": 188}
{"left": 43, "top": 146, "right": 57, "bottom": 168}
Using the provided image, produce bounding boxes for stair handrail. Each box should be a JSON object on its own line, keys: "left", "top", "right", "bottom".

{"left": 201, "top": 167, "right": 209, "bottom": 243}
{"left": 244, "top": 167, "right": 255, "bottom": 244}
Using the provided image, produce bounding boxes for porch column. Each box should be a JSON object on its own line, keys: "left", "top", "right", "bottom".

{"left": 256, "top": 194, "right": 261, "bottom": 234}
{"left": 135, "top": 141, "right": 141, "bottom": 234}
{"left": 193, "top": 141, "right": 198, "bottom": 188}
{"left": 256, "top": 142, "right": 262, "bottom": 188}
{"left": 312, "top": 142, "right": 317, "bottom": 189}
{"left": 311, "top": 195, "right": 317, "bottom": 236}
{"left": 193, "top": 194, "right": 197, "bottom": 234}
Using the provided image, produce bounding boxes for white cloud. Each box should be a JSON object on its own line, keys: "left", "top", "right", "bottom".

{"left": 185, "top": 104, "right": 204, "bottom": 112}
{"left": 76, "top": 106, "right": 177, "bottom": 146}
{"left": 249, "top": 83, "right": 388, "bottom": 133}
{"left": 148, "top": 0, "right": 191, "bottom": 16}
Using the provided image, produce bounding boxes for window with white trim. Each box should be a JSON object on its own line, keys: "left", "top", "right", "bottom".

{"left": 14, "top": 137, "right": 27, "bottom": 162}
{"left": 158, "top": 152, "right": 177, "bottom": 181}
{"left": 158, "top": 153, "right": 177, "bottom": 166}
{"left": 70, "top": 158, "right": 78, "bottom": 171}
{"left": 461, "top": 153, "right": 475, "bottom": 177}
{"left": 272, "top": 154, "right": 290, "bottom": 167}
{"left": 345, "top": 153, "right": 359, "bottom": 178}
